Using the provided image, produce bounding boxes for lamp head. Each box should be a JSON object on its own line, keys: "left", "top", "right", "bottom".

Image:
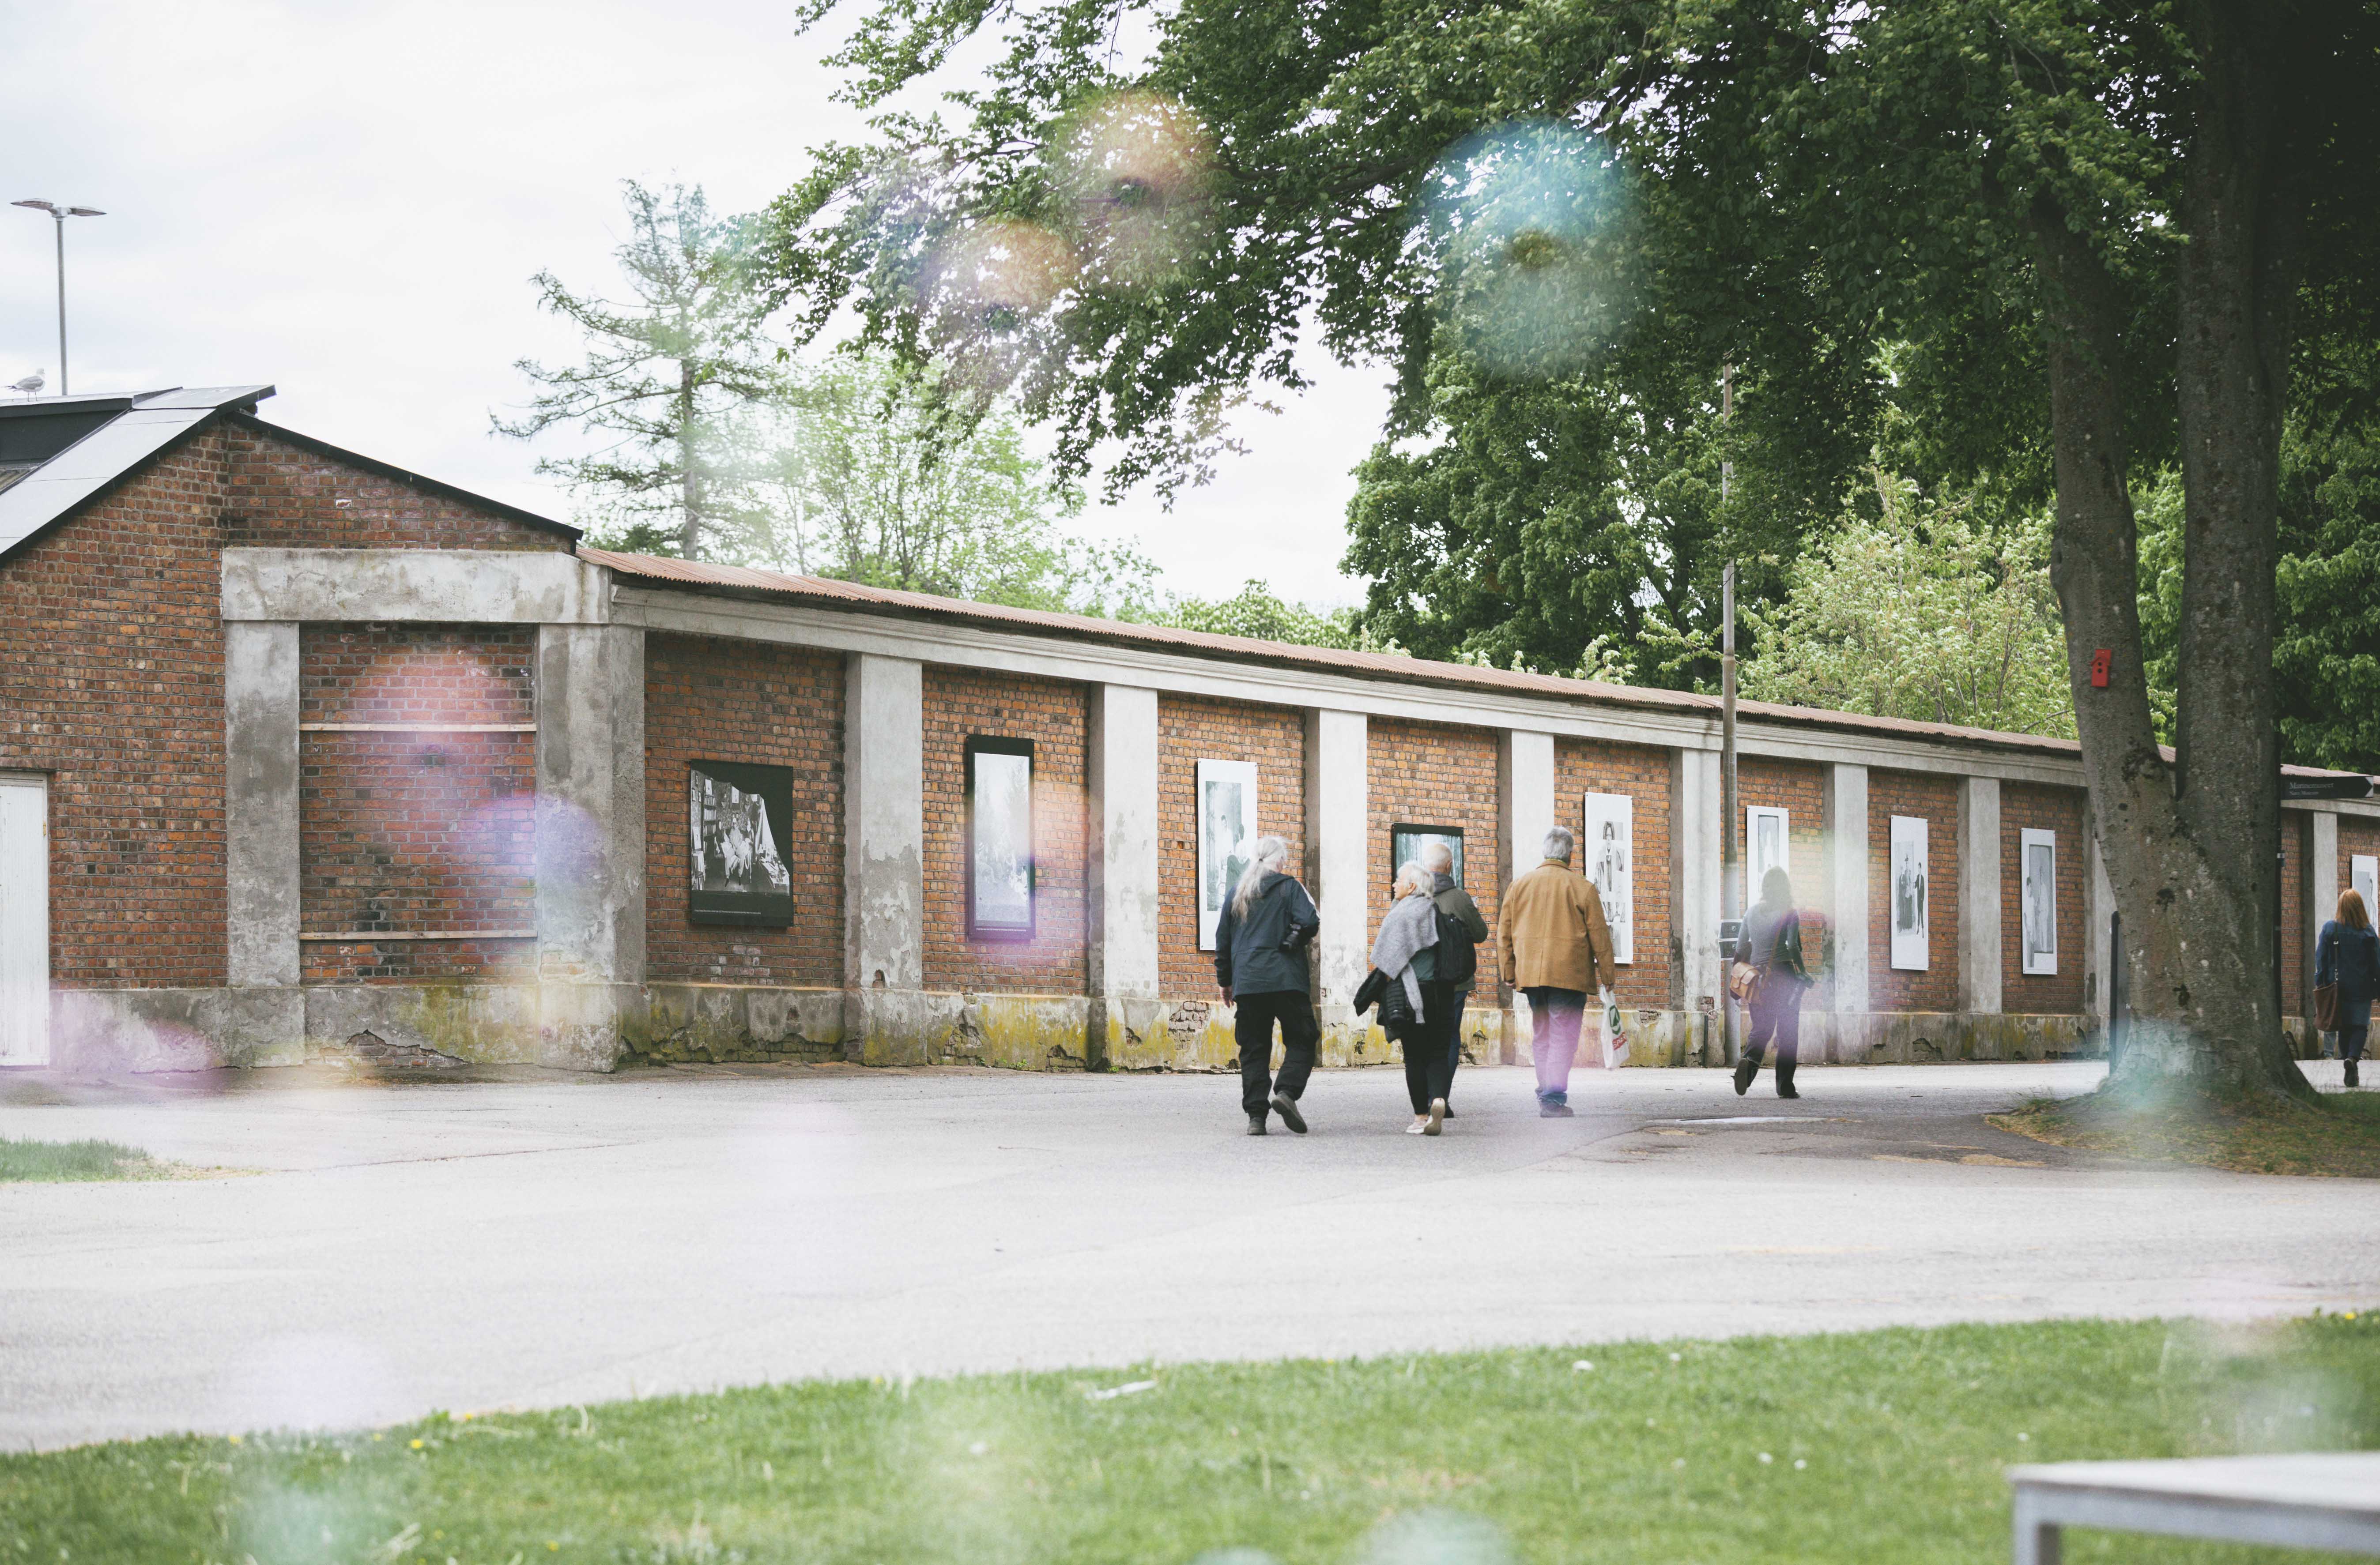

{"left": 12, "top": 199, "right": 62, "bottom": 216}
{"left": 65, "top": 207, "right": 104, "bottom": 218}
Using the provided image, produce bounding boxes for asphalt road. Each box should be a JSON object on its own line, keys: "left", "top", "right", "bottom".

{"left": 3, "top": 1058, "right": 2372, "bottom": 1450}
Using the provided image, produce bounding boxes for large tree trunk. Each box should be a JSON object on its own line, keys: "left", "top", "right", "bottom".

{"left": 2034, "top": 0, "right": 2312, "bottom": 1100}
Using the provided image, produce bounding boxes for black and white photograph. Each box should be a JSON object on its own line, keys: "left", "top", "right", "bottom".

{"left": 1746, "top": 805, "right": 1789, "bottom": 903}
{"left": 1391, "top": 824, "right": 1463, "bottom": 886}
{"left": 2021, "top": 827, "right": 2057, "bottom": 975}
{"left": 1890, "top": 814, "right": 1930, "bottom": 971}
{"left": 1196, "top": 759, "right": 1259, "bottom": 951}
{"left": 2357, "top": 855, "right": 2378, "bottom": 917}
{"left": 966, "top": 736, "right": 1036, "bottom": 940}
{"left": 1583, "top": 790, "right": 1633, "bottom": 965}
{"left": 687, "top": 761, "right": 795, "bottom": 927}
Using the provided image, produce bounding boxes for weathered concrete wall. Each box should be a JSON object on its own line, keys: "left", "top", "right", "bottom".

{"left": 1959, "top": 776, "right": 2003, "bottom": 1016}
{"left": 226, "top": 619, "right": 301, "bottom": 991}
{"left": 1305, "top": 709, "right": 1369, "bottom": 1010}
{"left": 1086, "top": 684, "right": 1161, "bottom": 1069}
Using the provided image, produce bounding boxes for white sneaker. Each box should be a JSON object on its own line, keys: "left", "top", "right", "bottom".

{"left": 1406, "top": 1119, "right": 1429, "bottom": 1135}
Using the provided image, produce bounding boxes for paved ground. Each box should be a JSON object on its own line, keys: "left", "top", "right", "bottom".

{"left": 3, "top": 1058, "right": 2374, "bottom": 1450}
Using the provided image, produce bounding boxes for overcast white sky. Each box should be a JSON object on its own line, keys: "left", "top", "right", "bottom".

{"left": 0, "top": 0, "right": 1388, "bottom": 605}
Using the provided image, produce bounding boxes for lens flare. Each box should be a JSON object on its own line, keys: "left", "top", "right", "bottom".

{"left": 1053, "top": 90, "right": 1215, "bottom": 290}
{"left": 1362, "top": 1509, "right": 1518, "bottom": 1565}
{"left": 1417, "top": 120, "right": 1637, "bottom": 379}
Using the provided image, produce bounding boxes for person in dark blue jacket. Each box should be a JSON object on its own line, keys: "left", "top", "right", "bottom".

{"left": 2316, "top": 888, "right": 2380, "bottom": 1088}
{"left": 1214, "top": 835, "right": 1322, "bottom": 1135}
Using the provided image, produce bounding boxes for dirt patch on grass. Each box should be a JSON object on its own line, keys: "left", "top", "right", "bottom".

{"left": 1992, "top": 1089, "right": 2380, "bottom": 1177}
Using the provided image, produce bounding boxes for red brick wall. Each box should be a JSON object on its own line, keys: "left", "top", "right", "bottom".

{"left": 923, "top": 667, "right": 1088, "bottom": 994}
{"left": 0, "top": 431, "right": 231, "bottom": 988}
{"left": 222, "top": 426, "right": 569, "bottom": 552}
{"left": 298, "top": 627, "right": 538, "bottom": 983}
{"left": 1999, "top": 783, "right": 2087, "bottom": 1016}
{"left": 1156, "top": 695, "right": 1305, "bottom": 996}
{"left": 1870, "top": 771, "right": 1962, "bottom": 1012}
{"left": 644, "top": 634, "right": 845, "bottom": 987}
{"left": 1555, "top": 739, "right": 1672, "bottom": 1008}
{"left": 1367, "top": 719, "right": 1502, "bottom": 965}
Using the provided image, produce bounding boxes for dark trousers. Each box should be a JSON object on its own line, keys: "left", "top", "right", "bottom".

{"left": 1401, "top": 981, "right": 1463, "bottom": 1113}
{"left": 1745, "top": 981, "right": 1803, "bottom": 1068}
{"left": 2343, "top": 1024, "right": 2370, "bottom": 1065}
{"left": 1236, "top": 990, "right": 1319, "bottom": 1116}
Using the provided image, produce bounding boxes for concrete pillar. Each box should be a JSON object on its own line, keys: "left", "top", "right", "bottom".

{"left": 225, "top": 622, "right": 301, "bottom": 993}
{"left": 1826, "top": 762, "right": 1870, "bottom": 1014}
{"left": 1497, "top": 730, "right": 1557, "bottom": 890}
{"left": 843, "top": 653, "right": 926, "bottom": 1061}
{"left": 1086, "top": 684, "right": 1162, "bottom": 1064}
{"left": 533, "top": 626, "right": 647, "bottom": 1068}
{"left": 1303, "top": 708, "right": 1369, "bottom": 1008}
{"left": 1959, "top": 775, "right": 2003, "bottom": 1015}
{"left": 1670, "top": 747, "right": 1722, "bottom": 1020}
{"left": 2307, "top": 809, "right": 2340, "bottom": 1017}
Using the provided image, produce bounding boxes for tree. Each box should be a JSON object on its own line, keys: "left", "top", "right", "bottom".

{"left": 496, "top": 181, "right": 787, "bottom": 559}
{"left": 1736, "top": 471, "right": 2072, "bottom": 738}
{"left": 773, "top": 0, "right": 2380, "bottom": 1100}
{"left": 1135, "top": 579, "right": 1377, "bottom": 649}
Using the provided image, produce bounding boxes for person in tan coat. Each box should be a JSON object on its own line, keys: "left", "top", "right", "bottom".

{"left": 1499, "top": 825, "right": 1620, "bottom": 1116}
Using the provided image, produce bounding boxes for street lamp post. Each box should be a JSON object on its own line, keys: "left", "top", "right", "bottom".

{"left": 11, "top": 199, "right": 106, "bottom": 395}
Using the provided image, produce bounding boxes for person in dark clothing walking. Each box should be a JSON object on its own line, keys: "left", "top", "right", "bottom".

{"left": 1418, "top": 841, "right": 1489, "bottom": 1119}
{"left": 2316, "top": 887, "right": 2380, "bottom": 1088}
{"left": 1734, "top": 866, "right": 1812, "bottom": 1100}
{"left": 1214, "top": 835, "right": 1322, "bottom": 1134}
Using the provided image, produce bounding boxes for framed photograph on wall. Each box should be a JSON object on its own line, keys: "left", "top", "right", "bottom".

{"left": 688, "top": 761, "right": 795, "bottom": 927}
{"left": 2021, "top": 827, "right": 2058, "bottom": 975}
{"left": 1196, "top": 759, "right": 1260, "bottom": 950}
{"left": 1582, "top": 791, "right": 1634, "bottom": 965}
{"left": 965, "top": 736, "right": 1036, "bottom": 941}
{"left": 2356, "top": 854, "right": 2379, "bottom": 915}
{"left": 1890, "top": 814, "right": 1930, "bottom": 971}
{"left": 1746, "top": 805, "right": 1790, "bottom": 903}
{"left": 1391, "top": 824, "right": 1463, "bottom": 887}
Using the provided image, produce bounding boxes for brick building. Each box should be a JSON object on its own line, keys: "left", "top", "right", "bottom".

{"left": 1, "top": 384, "right": 2373, "bottom": 1073}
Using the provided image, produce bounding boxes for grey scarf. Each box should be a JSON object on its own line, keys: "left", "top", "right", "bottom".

{"left": 1370, "top": 893, "right": 1439, "bottom": 1020}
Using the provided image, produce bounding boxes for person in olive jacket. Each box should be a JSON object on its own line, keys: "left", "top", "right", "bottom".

{"left": 1214, "top": 835, "right": 1323, "bottom": 1135}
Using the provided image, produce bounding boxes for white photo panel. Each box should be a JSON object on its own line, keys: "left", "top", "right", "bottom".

{"left": 1196, "top": 759, "right": 1260, "bottom": 951}
{"left": 2356, "top": 855, "right": 2379, "bottom": 917}
{"left": 1890, "top": 814, "right": 1930, "bottom": 971}
{"left": 1746, "top": 805, "right": 1790, "bottom": 905}
{"left": 2021, "top": 827, "right": 2057, "bottom": 976}
{"left": 1582, "top": 791, "right": 1634, "bottom": 965}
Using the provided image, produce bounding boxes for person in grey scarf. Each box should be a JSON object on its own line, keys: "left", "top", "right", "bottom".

{"left": 1370, "top": 862, "right": 1454, "bottom": 1135}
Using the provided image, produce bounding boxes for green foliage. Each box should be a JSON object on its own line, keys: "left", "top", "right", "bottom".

{"left": 494, "top": 181, "right": 788, "bottom": 560}
{"left": 2276, "top": 407, "right": 2380, "bottom": 774}
{"left": 1734, "top": 470, "right": 2074, "bottom": 738}
{"left": 1130, "top": 579, "right": 1379, "bottom": 649}
{"left": 0, "top": 1137, "right": 155, "bottom": 1181}
{"left": 10, "top": 1319, "right": 2380, "bottom": 1562}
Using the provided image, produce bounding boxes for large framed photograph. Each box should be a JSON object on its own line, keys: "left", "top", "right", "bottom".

{"left": 1582, "top": 791, "right": 1634, "bottom": 965}
{"left": 1196, "top": 759, "right": 1260, "bottom": 951}
{"left": 1746, "top": 805, "right": 1790, "bottom": 903}
{"left": 688, "top": 761, "right": 795, "bottom": 927}
{"left": 2021, "top": 827, "right": 2058, "bottom": 975}
{"left": 965, "top": 736, "right": 1036, "bottom": 941}
{"left": 1391, "top": 823, "right": 1464, "bottom": 887}
{"left": 1890, "top": 814, "right": 1930, "bottom": 971}
{"left": 2356, "top": 855, "right": 2379, "bottom": 916}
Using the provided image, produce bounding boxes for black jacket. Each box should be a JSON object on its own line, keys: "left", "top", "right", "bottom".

{"left": 1214, "top": 870, "right": 1320, "bottom": 996}
{"left": 2317, "top": 919, "right": 2380, "bottom": 1022}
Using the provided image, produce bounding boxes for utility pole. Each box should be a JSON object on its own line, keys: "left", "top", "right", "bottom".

{"left": 11, "top": 200, "right": 106, "bottom": 396}
{"left": 1721, "top": 559, "right": 1739, "bottom": 1068}
{"left": 1720, "top": 361, "right": 1734, "bottom": 504}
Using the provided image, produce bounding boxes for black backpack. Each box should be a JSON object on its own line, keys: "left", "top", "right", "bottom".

{"left": 1432, "top": 899, "right": 1479, "bottom": 987}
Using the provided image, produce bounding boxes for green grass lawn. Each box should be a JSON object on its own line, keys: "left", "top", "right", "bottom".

{"left": 0, "top": 1136, "right": 159, "bottom": 1181}
{"left": 6, "top": 1316, "right": 2378, "bottom": 1564}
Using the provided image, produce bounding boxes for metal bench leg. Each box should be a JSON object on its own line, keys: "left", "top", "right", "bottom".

{"left": 2012, "top": 1493, "right": 2061, "bottom": 1565}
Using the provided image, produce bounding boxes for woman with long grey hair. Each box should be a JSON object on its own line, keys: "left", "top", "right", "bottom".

{"left": 1213, "top": 834, "right": 1322, "bottom": 1135}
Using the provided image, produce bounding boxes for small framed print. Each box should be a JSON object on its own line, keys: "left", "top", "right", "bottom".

{"left": 1196, "top": 759, "right": 1260, "bottom": 951}
{"left": 2355, "top": 855, "right": 2378, "bottom": 916}
{"left": 1746, "top": 805, "right": 1790, "bottom": 902}
{"left": 1890, "top": 814, "right": 1930, "bottom": 971}
{"left": 688, "top": 761, "right": 795, "bottom": 927}
{"left": 2021, "top": 827, "right": 2058, "bottom": 976}
{"left": 1391, "top": 824, "right": 1464, "bottom": 887}
{"left": 965, "top": 736, "right": 1036, "bottom": 941}
{"left": 1582, "top": 791, "right": 1633, "bottom": 965}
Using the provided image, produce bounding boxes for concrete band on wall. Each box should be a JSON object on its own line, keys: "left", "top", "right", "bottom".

{"left": 46, "top": 545, "right": 2371, "bottom": 1075}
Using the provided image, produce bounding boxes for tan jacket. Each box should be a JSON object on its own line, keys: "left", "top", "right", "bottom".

{"left": 1498, "top": 858, "right": 1616, "bottom": 994}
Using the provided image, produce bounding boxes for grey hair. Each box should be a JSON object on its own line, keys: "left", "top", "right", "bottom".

{"left": 1393, "top": 861, "right": 1434, "bottom": 899}
{"left": 1421, "top": 840, "right": 1455, "bottom": 874}
{"left": 1230, "top": 835, "right": 1292, "bottom": 917}
{"left": 1542, "top": 825, "right": 1576, "bottom": 862}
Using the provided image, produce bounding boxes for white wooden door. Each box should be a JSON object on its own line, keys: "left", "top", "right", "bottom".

{"left": 0, "top": 775, "right": 50, "bottom": 1067}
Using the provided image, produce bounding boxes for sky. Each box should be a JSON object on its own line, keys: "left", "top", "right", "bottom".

{"left": 0, "top": 0, "right": 1390, "bottom": 606}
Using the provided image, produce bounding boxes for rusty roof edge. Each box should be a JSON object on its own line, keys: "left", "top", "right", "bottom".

{"left": 582, "top": 548, "right": 2371, "bottom": 779}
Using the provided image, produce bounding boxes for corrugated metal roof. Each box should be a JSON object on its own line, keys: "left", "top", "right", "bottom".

{"left": 589, "top": 545, "right": 2295, "bottom": 770}
{"left": 0, "top": 385, "right": 273, "bottom": 562}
